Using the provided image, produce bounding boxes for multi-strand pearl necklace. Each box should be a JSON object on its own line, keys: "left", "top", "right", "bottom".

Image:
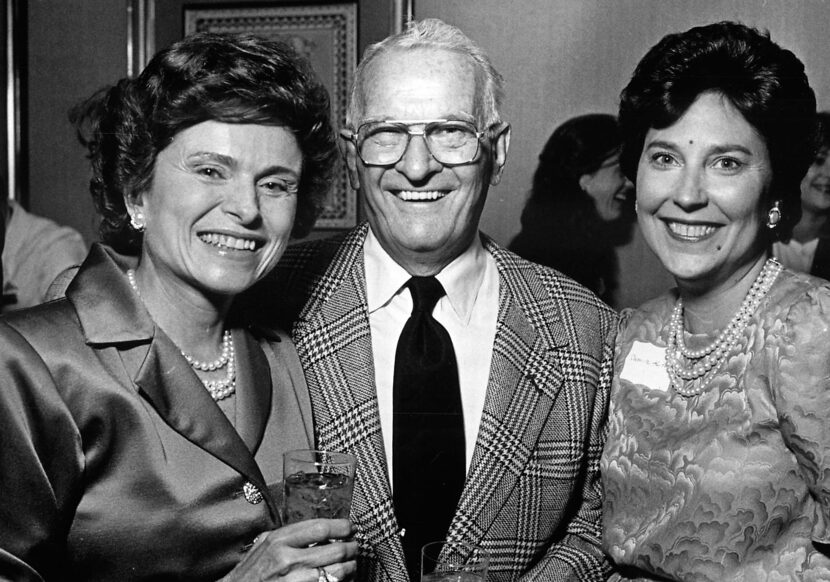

{"left": 126, "top": 269, "right": 236, "bottom": 401}
{"left": 665, "top": 258, "right": 781, "bottom": 397}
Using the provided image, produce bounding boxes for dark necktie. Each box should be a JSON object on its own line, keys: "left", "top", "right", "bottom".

{"left": 392, "top": 276, "right": 466, "bottom": 578}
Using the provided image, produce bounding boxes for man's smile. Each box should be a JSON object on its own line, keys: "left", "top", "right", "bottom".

{"left": 395, "top": 190, "right": 450, "bottom": 201}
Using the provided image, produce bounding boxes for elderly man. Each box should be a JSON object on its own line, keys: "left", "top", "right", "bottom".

{"left": 267, "top": 19, "right": 616, "bottom": 581}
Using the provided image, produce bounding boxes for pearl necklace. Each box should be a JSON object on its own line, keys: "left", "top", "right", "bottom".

{"left": 126, "top": 269, "right": 236, "bottom": 401}
{"left": 665, "top": 258, "right": 781, "bottom": 397}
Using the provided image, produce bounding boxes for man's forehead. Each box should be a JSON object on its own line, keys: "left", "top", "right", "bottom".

{"left": 365, "top": 47, "right": 475, "bottom": 80}
{"left": 360, "top": 48, "right": 478, "bottom": 120}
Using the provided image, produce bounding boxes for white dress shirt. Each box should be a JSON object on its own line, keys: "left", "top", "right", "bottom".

{"left": 364, "top": 230, "right": 498, "bottom": 483}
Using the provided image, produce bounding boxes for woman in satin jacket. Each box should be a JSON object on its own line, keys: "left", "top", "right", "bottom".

{"left": 0, "top": 32, "right": 356, "bottom": 581}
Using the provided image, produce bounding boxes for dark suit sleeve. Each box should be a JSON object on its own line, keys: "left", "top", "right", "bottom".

{"left": 0, "top": 321, "right": 83, "bottom": 581}
{"left": 519, "top": 316, "right": 615, "bottom": 581}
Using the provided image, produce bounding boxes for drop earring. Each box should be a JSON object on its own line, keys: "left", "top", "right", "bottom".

{"left": 766, "top": 201, "right": 782, "bottom": 230}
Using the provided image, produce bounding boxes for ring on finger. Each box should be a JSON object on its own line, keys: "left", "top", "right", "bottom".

{"left": 317, "top": 567, "right": 339, "bottom": 582}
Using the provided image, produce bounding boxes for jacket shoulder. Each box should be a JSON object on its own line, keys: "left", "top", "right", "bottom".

{"left": 246, "top": 230, "right": 358, "bottom": 329}
{"left": 0, "top": 299, "right": 85, "bottom": 361}
{"left": 490, "top": 240, "right": 617, "bottom": 322}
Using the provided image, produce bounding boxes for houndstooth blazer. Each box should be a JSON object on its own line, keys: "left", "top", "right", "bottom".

{"left": 265, "top": 223, "right": 617, "bottom": 582}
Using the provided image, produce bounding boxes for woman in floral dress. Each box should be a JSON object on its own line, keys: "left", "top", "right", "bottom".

{"left": 601, "top": 21, "right": 830, "bottom": 581}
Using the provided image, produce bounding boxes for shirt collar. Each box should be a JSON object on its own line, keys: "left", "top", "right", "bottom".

{"left": 363, "top": 228, "right": 488, "bottom": 325}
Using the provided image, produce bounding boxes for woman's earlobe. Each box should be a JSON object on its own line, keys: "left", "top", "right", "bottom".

{"left": 578, "top": 173, "right": 591, "bottom": 193}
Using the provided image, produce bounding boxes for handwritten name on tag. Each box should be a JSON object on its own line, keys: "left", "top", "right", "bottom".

{"left": 620, "top": 341, "right": 670, "bottom": 392}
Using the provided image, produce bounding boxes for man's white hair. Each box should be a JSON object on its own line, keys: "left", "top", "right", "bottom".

{"left": 346, "top": 18, "right": 505, "bottom": 131}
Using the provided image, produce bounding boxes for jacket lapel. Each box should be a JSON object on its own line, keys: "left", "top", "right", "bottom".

{"left": 234, "top": 329, "right": 273, "bottom": 453}
{"left": 133, "top": 332, "right": 263, "bottom": 478}
{"left": 70, "top": 244, "right": 275, "bottom": 519}
{"left": 449, "top": 240, "right": 568, "bottom": 545}
{"left": 294, "top": 225, "right": 407, "bottom": 580}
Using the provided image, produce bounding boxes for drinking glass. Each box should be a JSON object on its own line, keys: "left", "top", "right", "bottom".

{"left": 282, "top": 449, "right": 356, "bottom": 524}
{"left": 420, "top": 540, "right": 489, "bottom": 581}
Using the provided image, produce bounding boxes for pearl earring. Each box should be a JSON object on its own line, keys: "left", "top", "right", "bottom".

{"left": 130, "top": 213, "right": 146, "bottom": 232}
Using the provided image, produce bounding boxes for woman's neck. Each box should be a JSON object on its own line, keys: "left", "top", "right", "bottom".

{"left": 677, "top": 253, "right": 769, "bottom": 336}
{"left": 791, "top": 207, "right": 830, "bottom": 242}
{"left": 131, "top": 263, "right": 232, "bottom": 361}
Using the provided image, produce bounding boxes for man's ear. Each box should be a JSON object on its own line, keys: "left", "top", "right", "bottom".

{"left": 490, "top": 123, "right": 511, "bottom": 186}
{"left": 339, "top": 129, "right": 361, "bottom": 191}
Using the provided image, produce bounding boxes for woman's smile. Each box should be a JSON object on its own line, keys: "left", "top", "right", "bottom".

{"left": 197, "top": 232, "right": 262, "bottom": 252}
{"left": 663, "top": 220, "right": 718, "bottom": 242}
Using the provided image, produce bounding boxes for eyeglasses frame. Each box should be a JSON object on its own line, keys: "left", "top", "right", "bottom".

{"left": 342, "top": 118, "right": 494, "bottom": 167}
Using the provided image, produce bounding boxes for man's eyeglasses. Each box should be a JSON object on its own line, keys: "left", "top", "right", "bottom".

{"left": 344, "top": 119, "right": 488, "bottom": 166}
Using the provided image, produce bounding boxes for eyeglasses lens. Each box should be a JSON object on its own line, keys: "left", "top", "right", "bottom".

{"left": 357, "top": 122, "right": 480, "bottom": 165}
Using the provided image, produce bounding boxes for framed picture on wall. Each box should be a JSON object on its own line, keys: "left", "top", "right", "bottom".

{"left": 184, "top": 3, "right": 358, "bottom": 229}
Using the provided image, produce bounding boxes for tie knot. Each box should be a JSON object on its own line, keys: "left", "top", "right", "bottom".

{"left": 406, "top": 276, "right": 445, "bottom": 313}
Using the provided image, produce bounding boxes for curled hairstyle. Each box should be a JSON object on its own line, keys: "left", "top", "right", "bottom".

{"left": 346, "top": 18, "right": 505, "bottom": 131}
{"left": 619, "top": 21, "right": 817, "bottom": 239}
{"left": 71, "top": 32, "right": 338, "bottom": 253}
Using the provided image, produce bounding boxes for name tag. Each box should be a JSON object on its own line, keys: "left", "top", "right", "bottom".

{"left": 620, "top": 341, "right": 670, "bottom": 392}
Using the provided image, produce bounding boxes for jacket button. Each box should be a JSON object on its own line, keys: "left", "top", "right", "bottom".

{"left": 243, "top": 481, "right": 263, "bottom": 504}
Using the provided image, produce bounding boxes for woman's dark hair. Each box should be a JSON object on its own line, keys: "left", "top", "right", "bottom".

{"left": 509, "top": 113, "right": 630, "bottom": 303}
{"left": 71, "top": 32, "right": 338, "bottom": 253}
{"left": 619, "top": 21, "right": 817, "bottom": 240}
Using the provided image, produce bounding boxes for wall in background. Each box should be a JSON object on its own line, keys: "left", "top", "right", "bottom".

{"left": 19, "top": 0, "right": 830, "bottom": 250}
{"left": 26, "top": 0, "right": 126, "bottom": 243}
{"left": 416, "top": 0, "right": 830, "bottom": 247}
{"left": 21, "top": 0, "right": 396, "bottom": 245}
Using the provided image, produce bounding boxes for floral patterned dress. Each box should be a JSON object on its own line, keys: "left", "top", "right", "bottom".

{"left": 601, "top": 268, "right": 830, "bottom": 581}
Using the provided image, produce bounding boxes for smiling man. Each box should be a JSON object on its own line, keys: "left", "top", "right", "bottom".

{"left": 268, "top": 19, "right": 617, "bottom": 581}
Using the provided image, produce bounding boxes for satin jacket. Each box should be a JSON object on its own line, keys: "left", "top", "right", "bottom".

{"left": 0, "top": 244, "right": 313, "bottom": 581}
{"left": 264, "top": 223, "right": 617, "bottom": 582}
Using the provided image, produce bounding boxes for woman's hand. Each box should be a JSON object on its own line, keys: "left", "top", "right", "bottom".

{"left": 225, "top": 519, "right": 358, "bottom": 581}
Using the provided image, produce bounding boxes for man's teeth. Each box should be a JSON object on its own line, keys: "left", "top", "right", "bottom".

{"left": 199, "top": 233, "right": 257, "bottom": 250}
{"left": 398, "top": 190, "right": 447, "bottom": 201}
{"left": 667, "top": 222, "right": 716, "bottom": 239}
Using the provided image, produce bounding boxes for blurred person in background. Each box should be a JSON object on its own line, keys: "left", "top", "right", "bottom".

{"left": 509, "top": 113, "right": 634, "bottom": 305}
{"left": 1, "top": 176, "right": 86, "bottom": 313}
{"left": 773, "top": 110, "right": 830, "bottom": 280}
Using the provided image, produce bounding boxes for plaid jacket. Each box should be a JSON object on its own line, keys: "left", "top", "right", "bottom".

{"left": 266, "top": 223, "right": 617, "bottom": 581}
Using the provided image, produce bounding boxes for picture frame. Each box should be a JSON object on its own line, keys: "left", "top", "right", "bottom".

{"left": 184, "top": 3, "right": 358, "bottom": 229}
